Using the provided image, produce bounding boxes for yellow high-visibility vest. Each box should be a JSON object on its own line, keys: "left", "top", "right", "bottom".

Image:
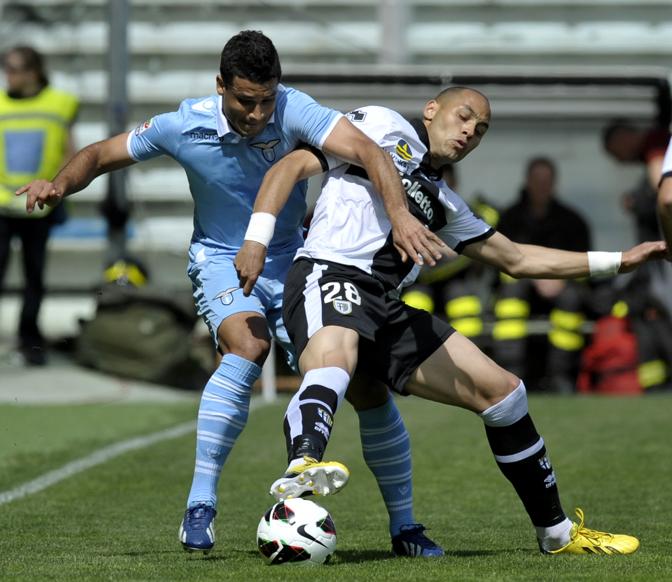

{"left": 0, "top": 86, "right": 78, "bottom": 217}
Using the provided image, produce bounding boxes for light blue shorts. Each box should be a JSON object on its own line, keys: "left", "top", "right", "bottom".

{"left": 187, "top": 241, "right": 296, "bottom": 367}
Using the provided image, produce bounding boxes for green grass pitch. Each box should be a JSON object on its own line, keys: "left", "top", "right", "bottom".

{"left": 0, "top": 394, "right": 670, "bottom": 581}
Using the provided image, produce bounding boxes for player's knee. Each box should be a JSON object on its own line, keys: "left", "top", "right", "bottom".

{"left": 479, "top": 370, "right": 521, "bottom": 410}
{"left": 220, "top": 333, "right": 271, "bottom": 365}
{"left": 345, "top": 377, "right": 389, "bottom": 411}
{"left": 479, "top": 379, "right": 528, "bottom": 427}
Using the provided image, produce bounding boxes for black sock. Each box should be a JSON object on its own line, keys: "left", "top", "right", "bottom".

{"left": 283, "top": 383, "right": 339, "bottom": 463}
{"left": 485, "top": 414, "right": 566, "bottom": 526}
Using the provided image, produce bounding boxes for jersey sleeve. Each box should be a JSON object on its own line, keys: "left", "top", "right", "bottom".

{"left": 437, "top": 186, "right": 495, "bottom": 252}
{"left": 322, "top": 107, "right": 424, "bottom": 173}
{"left": 281, "top": 87, "right": 343, "bottom": 150}
{"left": 127, "top": 109, "right": 182, "bottom": 161}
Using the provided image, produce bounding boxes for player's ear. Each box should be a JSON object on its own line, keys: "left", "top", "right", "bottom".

{"left": 424, "top": 99, "right": 439, "bottom": 121}
{"left": 216, "top": 75, "right": 225, "bottom": 96}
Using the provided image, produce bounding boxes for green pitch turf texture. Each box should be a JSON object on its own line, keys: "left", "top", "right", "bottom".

{"left": 0, "top": 394, "right": 670, "bottom": 581}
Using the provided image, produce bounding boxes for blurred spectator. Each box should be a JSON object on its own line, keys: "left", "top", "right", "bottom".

{"left": 0, "top": 46, "right": 78, "bottom": 365}
{"left": 603, "top": 120, "right": 672, "bottom": 391}
{"left": 491, "top": 156, "right": 592, "bottom": 393}
{"left": 603, "top": 119, "right": 669, "bottom": 242}
{"left": 657, "top": 137, "right": 672, "bottom": 250}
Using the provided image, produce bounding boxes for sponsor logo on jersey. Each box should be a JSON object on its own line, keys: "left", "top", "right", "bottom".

{"left": 250, "top": 138, "right": 281, "bottom": 162}
{"left": 134, "top": 118, "right": 153, "bottom": 135}
{"left": 215, "top": 286, "right": 238, "bottom": 306}
{"left": 333, "top": 299, "right": 353, "bottom": 315}
{"left": 395, "top": 139, "right": 413, "bottom": 162}
{"left": 189, "top": 131, "right": 220, "bottom": 141}
{"left": 401, "top": 175, "right": 435, "bottom": 222}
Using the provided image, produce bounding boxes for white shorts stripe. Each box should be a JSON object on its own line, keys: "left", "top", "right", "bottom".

{"left": 304, "top": 263, "right": 328, "bottom": 338}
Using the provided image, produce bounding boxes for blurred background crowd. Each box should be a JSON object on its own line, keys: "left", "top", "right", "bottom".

{"left": 1, "top": 0, "right": 671, "bottom": 394}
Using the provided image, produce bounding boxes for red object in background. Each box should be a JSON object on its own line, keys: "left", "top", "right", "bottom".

{"left": 576, "top": 315, "right": 642, "bottom": 395}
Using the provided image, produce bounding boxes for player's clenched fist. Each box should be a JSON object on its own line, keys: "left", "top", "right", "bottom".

{"left": 15, "top": 179, "right": 64, "bottom": 213}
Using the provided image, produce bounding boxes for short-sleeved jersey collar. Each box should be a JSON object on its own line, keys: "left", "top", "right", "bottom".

{"left": 407, "top": 117, "right": 444, "bottom": 180}
{"left": 216, "top": 95, "right": 276, "bottom": 142}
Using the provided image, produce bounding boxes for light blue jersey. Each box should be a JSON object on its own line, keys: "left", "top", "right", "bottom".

{"left": 127, "top": 85, "right": 342, "bottom": 256}
{"left": 126, "top": 85, "right": 342, "bottom": 350}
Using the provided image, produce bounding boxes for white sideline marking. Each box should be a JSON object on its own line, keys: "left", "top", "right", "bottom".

{"left": 0, "top": 421, "right": 195, "bottom": 506}
{"left": 0, "top": 398, "right": 269, "bottom": 506}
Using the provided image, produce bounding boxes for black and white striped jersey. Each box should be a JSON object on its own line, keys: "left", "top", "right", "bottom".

{"left": 295, "top": 106, "right": 495, "bottom": 292}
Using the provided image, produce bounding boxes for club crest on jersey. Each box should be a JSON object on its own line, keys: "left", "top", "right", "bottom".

{"left": 250, "top": 139, "right": 281, "bottom": 162}
{"left": 134, "top": 118, "right": 153, "bottom": 135}
{"left": 395, "top": 140, "right": 413, "bottom": 162}
{"left": 215, "top": 287, "right": 238, "bottom": 306}
{"left": 333, "top": 299, "right": 353, "bottom": 315}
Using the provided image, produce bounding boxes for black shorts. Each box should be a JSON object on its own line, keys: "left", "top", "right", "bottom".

{"left": 283, "top": 258, "right": 455, "bottom": 393}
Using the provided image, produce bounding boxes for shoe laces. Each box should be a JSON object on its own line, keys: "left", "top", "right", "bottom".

{"left": 185, "top": 504, "right": 215, "bottom": 530}
{"left": 397, "top": 524, "right": 439, "bottom": 549}
{"left": 571, "top": 508, "right": 613, "bottom": 545}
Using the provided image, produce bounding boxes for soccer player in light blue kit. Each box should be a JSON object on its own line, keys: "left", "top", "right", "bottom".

{"left": 17, "top": 31, "right": 446, "bottom": 557}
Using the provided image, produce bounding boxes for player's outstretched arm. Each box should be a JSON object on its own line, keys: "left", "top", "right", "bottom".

{"left": 236, "top": 148, "right": 324, "bottom": 296}
{"left": 15, "top": 132, "right": 135, "bottom": 214}
{"left": 464, "top": 231, "right": 667, "bottom": 279}
{"left": 321, "top": 118, "right": 445, "bottom": 266}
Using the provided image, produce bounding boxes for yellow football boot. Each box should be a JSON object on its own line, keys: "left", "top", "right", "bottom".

{"left": 547, "top": 508, "right": 640, "bottom": 555}
{"left": 270, "top": 456, "right": 350, "bottom": 501}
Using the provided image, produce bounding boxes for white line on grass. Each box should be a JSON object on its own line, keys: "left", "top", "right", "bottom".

{"left": 0, "top": 397, "right": 271, "bottom": 506}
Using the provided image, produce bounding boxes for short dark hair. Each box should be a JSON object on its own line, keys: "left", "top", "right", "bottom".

{"left": 219, "top": 30, "right": 281, "bottom": 87}
{"left": 2, "top": 45, "right": 49, "bottom": 88}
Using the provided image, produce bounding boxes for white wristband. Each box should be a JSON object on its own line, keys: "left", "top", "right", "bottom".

{"left": 587, "top": 251, "right": 622, "bottom": 277}
{"left": 244, "top": 212, "right": 276, "bottom": 247}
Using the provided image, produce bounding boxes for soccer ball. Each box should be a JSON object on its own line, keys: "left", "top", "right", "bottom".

{"left": 256, "top": 498, "right": 337, "bottom": 565}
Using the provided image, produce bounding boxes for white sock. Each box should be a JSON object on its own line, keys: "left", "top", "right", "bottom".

{"left": 536, "top": 518, "right": 573, "bottom": 551}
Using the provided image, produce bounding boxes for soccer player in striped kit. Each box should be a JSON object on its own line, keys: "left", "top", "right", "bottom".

{"left": 237, "top": 86, "right": 668, "bottom": 555}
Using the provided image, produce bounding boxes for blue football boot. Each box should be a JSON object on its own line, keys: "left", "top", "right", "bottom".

{"left": 179, "top": 504, "right": 216, "bottom": 553}
{"left": 392, "top": 524, "right": 445, "bottom": 558}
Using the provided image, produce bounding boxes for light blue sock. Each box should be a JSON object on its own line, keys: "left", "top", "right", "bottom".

{"left": 358, "top": 396, "right": 415, "bottom": 536}
{"left": 187, "top": 353, "right": 261, "bottom": 509}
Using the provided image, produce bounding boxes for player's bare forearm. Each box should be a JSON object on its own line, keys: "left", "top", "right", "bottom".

{"left": 253, "top": 148, "right": 322, "bottom": 216}
{"left": 465, "top": 232, "right": 667, "bottom": 278}
{"left": 238, "top": 149, "right": 322, "bottom": 295}
{"left": 16, "top": 133, "right": 134, "bottom": 213}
